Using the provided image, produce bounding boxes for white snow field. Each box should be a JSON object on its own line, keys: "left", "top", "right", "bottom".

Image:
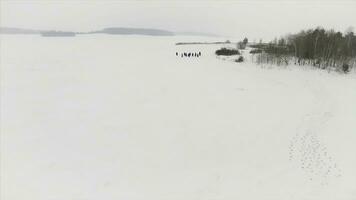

{"left": 1, "top": 35, "right": 356, "bottom": 200}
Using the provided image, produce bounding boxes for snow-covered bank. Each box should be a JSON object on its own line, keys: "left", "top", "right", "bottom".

{"left": 1, "top": 35, "right": 356, "bottom": 200}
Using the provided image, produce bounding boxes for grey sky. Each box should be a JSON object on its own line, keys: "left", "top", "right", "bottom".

{"left": 1, "top": 0, "right": 355, "bottom": 40}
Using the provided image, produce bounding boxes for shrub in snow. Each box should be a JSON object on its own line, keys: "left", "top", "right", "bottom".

{"left": 342, "top": 63, "right": 350, "bottom": 73}
{"left": 215, "top": 48, "right": 240, "bottom": 56}
{"left": 243, "top": 38, "right": 248, "bottom": 45}
{"left": 237, "top": 41, "right": 246, "bottom": 49}
{"left": 235, "top": 56, "right": 244, "bottom": 62}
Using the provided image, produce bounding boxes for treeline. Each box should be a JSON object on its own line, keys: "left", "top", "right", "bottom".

{"left": 252, "top": 27, "right": 356, "bottom": 72}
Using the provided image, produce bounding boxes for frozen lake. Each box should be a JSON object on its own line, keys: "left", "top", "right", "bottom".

{"left": 1, "top": 35, "right": 356, "bottom": 200}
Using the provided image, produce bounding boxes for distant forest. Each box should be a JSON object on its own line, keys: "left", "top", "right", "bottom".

{"left": 250, "top": 27, "right": 356, "bottom": 72}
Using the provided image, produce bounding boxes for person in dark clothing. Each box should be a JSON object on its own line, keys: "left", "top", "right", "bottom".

{"left": 184, "top": 53, "right": 187, "bottom": 57}
{"left": 176, "top": 52, "right": 178, "bottom": 56}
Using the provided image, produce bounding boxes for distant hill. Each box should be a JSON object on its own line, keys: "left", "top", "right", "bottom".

{"left": 41, "top": 31, "right": 76, "bottom": 37}
{"left": 0, "top": 27, "right": 41, "bottom": 34}
{"left": 0, "top": 27, "right": 218, "bottom": 37}
{"left": 92, "top": 27, "right": 175, "bottom": 36}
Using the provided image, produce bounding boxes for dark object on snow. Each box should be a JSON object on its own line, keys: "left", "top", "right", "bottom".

{"left": 215, "top": 48, "right": 240, "bottom": 56}
{"left": 178, "top": 52, "right": 201, "bottom": 58}
{"left": 249, "top": 49, "right": 262, "bottom": 54}
{"left": 235, "top": 56, "right": 244, "bottom": 62}
{"left": 342, "top": 63, "right": 350, "bottom": 73}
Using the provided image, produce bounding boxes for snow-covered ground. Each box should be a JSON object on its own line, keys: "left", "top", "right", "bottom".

{"left": 1, "top": 35, "right": 356, "bottom": 200}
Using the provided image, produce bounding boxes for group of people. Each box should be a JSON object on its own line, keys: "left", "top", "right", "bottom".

{"left": 176, "top": 52, "right": 201, "bottom": 58}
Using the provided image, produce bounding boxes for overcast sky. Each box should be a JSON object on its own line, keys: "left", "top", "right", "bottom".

{"left": 1, "top": 0, "right": 355, "bottom": 41}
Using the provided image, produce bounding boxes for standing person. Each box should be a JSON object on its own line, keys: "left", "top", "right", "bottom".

{"left": 176, "top": 52, "right": 178, "bottom": 56}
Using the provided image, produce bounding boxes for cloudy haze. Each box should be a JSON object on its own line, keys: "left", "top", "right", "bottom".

{"left": 1, "top": 0, "right": 356, "bottom": 40}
